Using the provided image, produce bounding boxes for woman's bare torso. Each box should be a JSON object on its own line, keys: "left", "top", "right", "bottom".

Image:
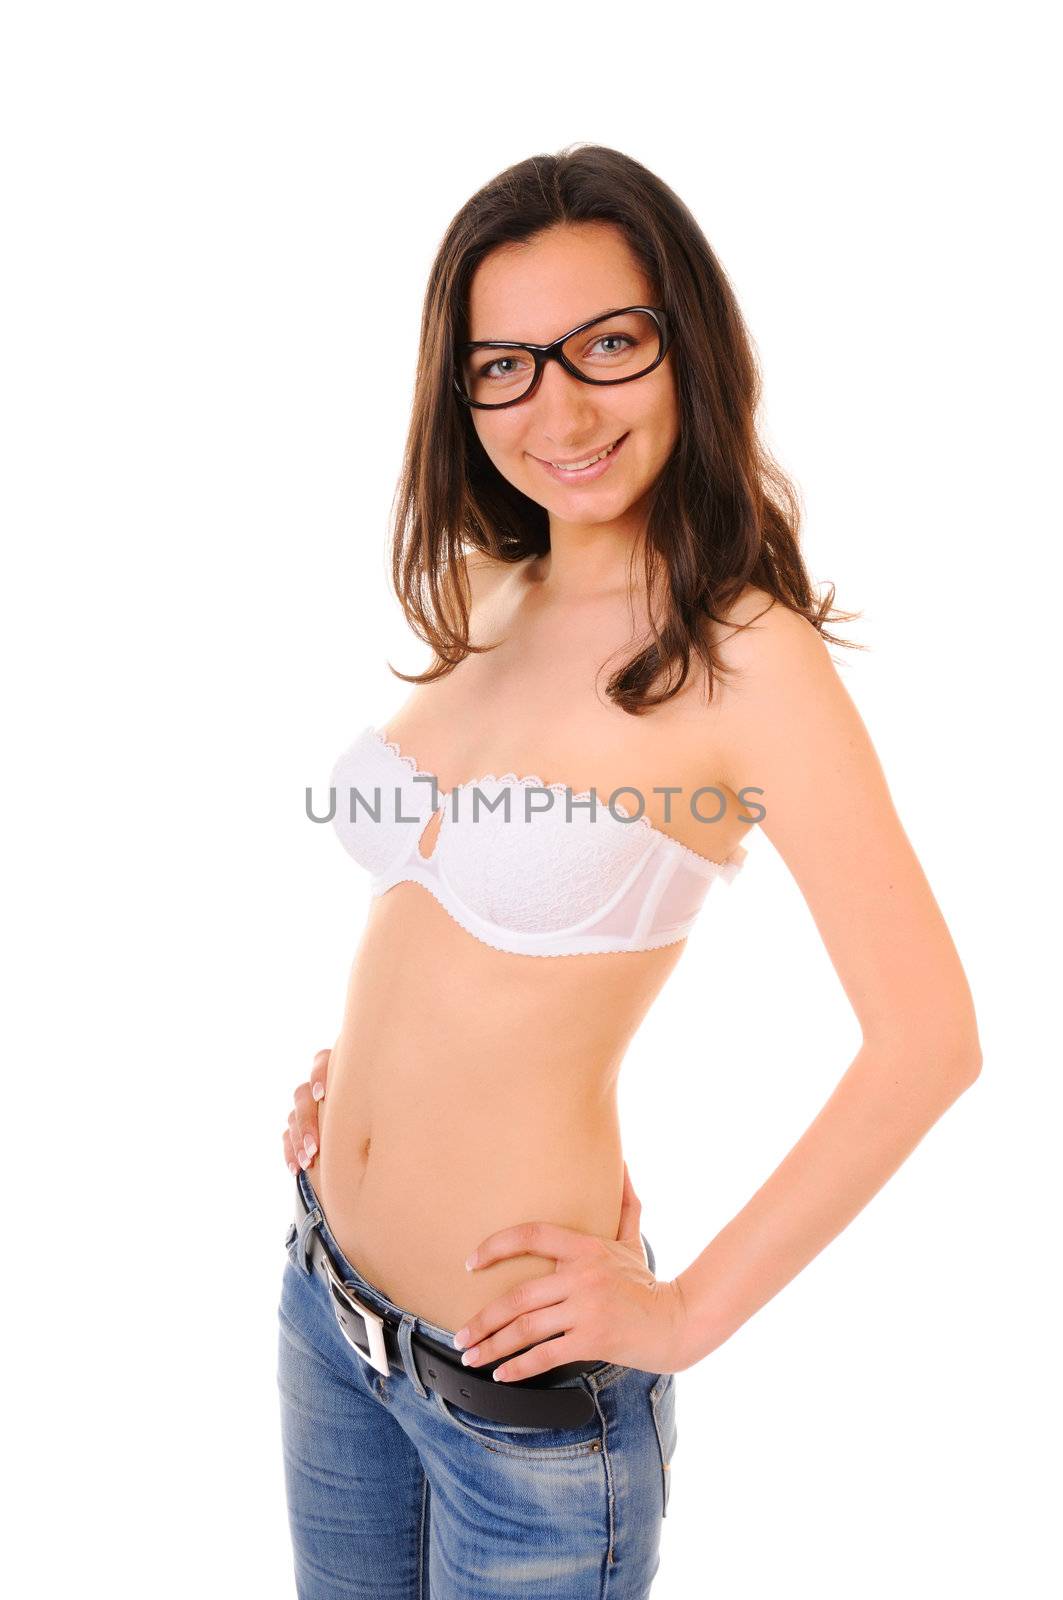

{"left": 313, "top": 554, "right": 753, "bottom": 1334}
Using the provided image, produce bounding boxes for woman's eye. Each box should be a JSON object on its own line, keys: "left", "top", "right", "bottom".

{"left": 590, "top": 334, "right": 634, "bottom": 357}
{"left": 478, "top": 354, "right": 533, "bottom": 382}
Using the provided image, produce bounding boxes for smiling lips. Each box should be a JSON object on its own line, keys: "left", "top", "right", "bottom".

{"left": 533, "top": 432, "right": 628, "bottom": 483}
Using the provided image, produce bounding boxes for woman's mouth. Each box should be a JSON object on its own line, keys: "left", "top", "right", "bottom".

{"left": 532, "top": 432, "right": 629, "bottom": 484}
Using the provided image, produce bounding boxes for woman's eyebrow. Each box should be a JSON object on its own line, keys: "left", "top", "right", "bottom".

{"left": 469, "top": 308, "right": 620, "bottom": 344}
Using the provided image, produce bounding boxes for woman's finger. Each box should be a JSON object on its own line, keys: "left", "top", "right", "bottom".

{"left": 282, "top": 1049, "right": 329, "bottom": 1175}
{"left": 453, "top": 1270, "right": 572, "bottom": 1357}
{"left": 288, "top": 1109, "right": 311, "bottom": 1170}
{"left": 459, "top": 1300, "right": 576, "bottom": 1373}
{"left": 292, "top": 1080, "right": 319, "bottom": 1163}
{"left": 466, "top": 1219, "right": 592, "bottom": 1272}
{"left": 492, "top": 1333, "right": 584, "bottom": 1384}
{"left": 454, "top": 1286, "right": 576, "bottom": 1376}
{"left": 310, "top": 1048, "right": 330, "bottom": 1102}
{"left": 282, "top": 1129, "right": 298, "bottom": 1175}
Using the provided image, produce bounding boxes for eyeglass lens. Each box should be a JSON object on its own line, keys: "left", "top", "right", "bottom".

{"left": 460, "top": 310, "right": 662, "bottom": 406}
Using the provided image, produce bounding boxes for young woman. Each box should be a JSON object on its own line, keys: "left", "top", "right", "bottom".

{"left": 276, "top": 145, "right": 982, "bottom": 1599}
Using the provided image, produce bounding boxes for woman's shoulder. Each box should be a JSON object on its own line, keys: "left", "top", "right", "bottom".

{"left": 705, "top": 583, "right": 829, "bottom": 672}
{"left": 701, "top": 583, "right": 848, "bottom": 789}
{"left": 690, "top": 583, "right": 834, "bottom": 755}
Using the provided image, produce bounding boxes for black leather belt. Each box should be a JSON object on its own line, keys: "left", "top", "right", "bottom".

{"left": 287, "top": 1177, "right": 598, "bottom": 1428}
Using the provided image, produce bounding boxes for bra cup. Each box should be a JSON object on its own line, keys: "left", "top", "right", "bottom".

{"left": 329, "top": 733, "right": 438, "bottom": 877}
{"left": 438, "top": 779, "right": 657, "bottom": 933}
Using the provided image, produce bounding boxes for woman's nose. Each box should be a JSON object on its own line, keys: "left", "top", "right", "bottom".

{"left": 532, "top": 359, "right": 601, "bottom": 440}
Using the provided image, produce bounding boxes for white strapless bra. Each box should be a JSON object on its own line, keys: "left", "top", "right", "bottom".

{"left": 328, "top": 726, "right": 747, "bottom": 958}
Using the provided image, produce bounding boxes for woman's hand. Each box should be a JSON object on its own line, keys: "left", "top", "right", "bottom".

{"left": 282, "top": 1049, "right": 329, "bottom": 1174}
{"left": 452, "top": 1162, "right": 691, "bottom": 1380}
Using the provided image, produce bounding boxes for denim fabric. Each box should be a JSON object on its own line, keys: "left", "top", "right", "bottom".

{"left": 277, "top": 1170, "right": 678, "bottom": 1598}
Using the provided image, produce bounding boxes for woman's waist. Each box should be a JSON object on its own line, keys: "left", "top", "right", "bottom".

{"left": 311, "top": 1124, "right": 626, "bottom": 1335}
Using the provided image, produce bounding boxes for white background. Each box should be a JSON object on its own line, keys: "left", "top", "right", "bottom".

{"left": 3, "top": 3, "right": 1059, "bottom": 1596}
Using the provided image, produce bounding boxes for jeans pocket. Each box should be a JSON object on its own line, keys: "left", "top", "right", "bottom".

{"left": 429, "top": 1382, "right": 604, "bottom": 1460}
{"left": 649, "top": 1372, "right": 678, "bottom": 1517}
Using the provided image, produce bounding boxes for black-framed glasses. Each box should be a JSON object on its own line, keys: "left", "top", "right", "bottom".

{"left": 453, "top": 305, "right": 673, "bottom": 410}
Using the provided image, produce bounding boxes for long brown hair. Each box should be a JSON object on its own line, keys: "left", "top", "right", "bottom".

{"left": 388, "top": 142, "right": 862, "bottom": 713}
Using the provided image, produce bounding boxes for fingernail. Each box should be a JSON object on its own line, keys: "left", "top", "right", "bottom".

{"left": 288, "top": 1160, "right": 298, "bottom": 1175}
{"left": 464, "top": 1253, "right": 477, "bottom": 1271}
{"left": 312, "top": 1082, "right": 325, "bottom": 1100}
{"left": 461, "top": 1347, "right": 479, "bottom": 1365}
{"left": 303, "top": 1136, "right": 317, "bottom": 1158}
{"left": 298, "top": 1150, "right": 310, "bottom": 1169}
{"left": 453, "top": 1328, "right": 469, "bottom": 1349}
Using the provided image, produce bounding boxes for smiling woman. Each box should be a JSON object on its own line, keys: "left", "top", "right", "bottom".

{"left": 276, "top": 142, "right": 981, "bottom": 1600}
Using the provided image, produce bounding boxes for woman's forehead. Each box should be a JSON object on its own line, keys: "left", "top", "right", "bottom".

{"left": 467, "top": 229, "right": 651, "bottom": 344}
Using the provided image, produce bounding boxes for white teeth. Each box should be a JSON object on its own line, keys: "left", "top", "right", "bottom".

{"left": 552, "top": 438, "right": 620, "bottom": 471}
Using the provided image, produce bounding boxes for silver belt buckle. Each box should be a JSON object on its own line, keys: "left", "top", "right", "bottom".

{"left": 320, "top": 1253, "right": 391, "bottom": 1376}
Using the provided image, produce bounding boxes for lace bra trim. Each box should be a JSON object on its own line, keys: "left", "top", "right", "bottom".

{"left": 371, "top": 728, "right": 747, "bottom": 878}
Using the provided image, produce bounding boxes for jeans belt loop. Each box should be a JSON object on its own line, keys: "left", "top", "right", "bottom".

{"left": 296, "top": 1204, "right": 323, "bottom": 1276}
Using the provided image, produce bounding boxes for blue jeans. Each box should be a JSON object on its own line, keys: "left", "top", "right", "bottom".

{"left": 277, "top": 1170, "right": 678, "bottom": 1598}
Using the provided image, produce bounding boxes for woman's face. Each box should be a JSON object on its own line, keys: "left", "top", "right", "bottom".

{"left": 464, "top": 222, "right": 679, "bottom": 536}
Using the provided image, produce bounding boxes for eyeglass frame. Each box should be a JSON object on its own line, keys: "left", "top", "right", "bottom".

{"left": 452, "top": 304, "right": 674, "bottom": 411}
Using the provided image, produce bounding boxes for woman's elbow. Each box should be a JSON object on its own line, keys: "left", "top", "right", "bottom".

{"left": 865, "top": 1008, "right": 983, "bottom": 1088}
{"left": 949, "top": 1001, "right": 984, "bottom": 1084}
{"left": 936, "top": 1017, "right": 983, "bottom": 1090}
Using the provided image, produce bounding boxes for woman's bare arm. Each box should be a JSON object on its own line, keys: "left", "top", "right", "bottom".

{"left": 673, "top": 598, "right": 982, "bottom": 1368}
